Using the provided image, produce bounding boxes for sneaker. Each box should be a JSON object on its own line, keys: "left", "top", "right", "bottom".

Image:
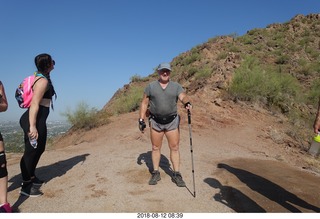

{"left": 172, "top": 172, "right": 186, "bottom": 187}
{"left": 0, "top": 203, "right": 12, "bottom": 213}
{"left": 32, "top": 176, "right": 45, "bottom": 185}
{"left": 148, "top": 170, "right": 161, "bottom": 185}
{"left": 20, "top": 183, "right": 43, "bottom": 197}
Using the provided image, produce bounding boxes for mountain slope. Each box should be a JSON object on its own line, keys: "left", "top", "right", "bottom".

{"left": 101, "top": 13, "right": 320, "bottom": 151}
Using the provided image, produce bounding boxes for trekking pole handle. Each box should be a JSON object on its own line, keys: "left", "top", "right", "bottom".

{"left": 188, "top": 109, "right": 191, "bottom": 124}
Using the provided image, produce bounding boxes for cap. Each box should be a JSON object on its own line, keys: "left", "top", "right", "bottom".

{"left": 157, "top": 63, "right": 171, "bottom": 71}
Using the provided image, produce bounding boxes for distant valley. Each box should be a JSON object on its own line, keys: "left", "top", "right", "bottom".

{"left": 0, "top": 120, "right": 71, "bottom": 153}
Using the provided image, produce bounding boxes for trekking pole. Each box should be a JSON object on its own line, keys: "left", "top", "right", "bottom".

{"left": 188, "top": 109, "right": 196, "bottom": 198}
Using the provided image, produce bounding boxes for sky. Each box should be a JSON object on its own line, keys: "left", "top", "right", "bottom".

{"left": 0, "top": 0, "right": 319, "bottom": 122}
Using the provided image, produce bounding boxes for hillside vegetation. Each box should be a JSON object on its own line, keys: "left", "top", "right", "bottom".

{"left": 62, "top": 14, "right": 320, "bottom": 151}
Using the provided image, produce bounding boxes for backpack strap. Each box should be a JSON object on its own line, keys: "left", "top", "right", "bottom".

{"left": 32, "top": 72, "right": 47, "bottom": 89}
{"left": 35, "top": 72, "right": 47, "bottom": 78}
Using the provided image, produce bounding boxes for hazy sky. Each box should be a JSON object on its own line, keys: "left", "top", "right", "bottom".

{"left": 0, "top": 0, "right": 319, "bottom": 122}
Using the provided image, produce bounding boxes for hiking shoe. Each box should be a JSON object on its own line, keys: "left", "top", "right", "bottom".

{"left": 20, "top": 183, "right": 43, "bottom": 197}
{"left": 32, "top": 176, "right": 44, "bottom": 185}
{"left": 172, "top": 172, "right": 186, "bottom": 187}
{"left": 0, "top": 203, "right": 12, "bottom": 213}
{"left": 148, "top": 170, "right": 161, "bottom": 185}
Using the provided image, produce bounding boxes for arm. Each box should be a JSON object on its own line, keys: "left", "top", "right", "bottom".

{"left": 139, "top": 93, "right": 149, "bottom": 120}
{"left": 178, "top": 92, "right": 192, "bottom": 110}
{"left": 314, "top": 97, "right": 320, "bottom": 134}
{"left": 28, "top": 78, "right": 48, "bottom": 139}
{"left": 138, "top": 93, "right": 149, "bottom": 132}
{"left": 0, "top": 81, "right": 8, "bottom": 112}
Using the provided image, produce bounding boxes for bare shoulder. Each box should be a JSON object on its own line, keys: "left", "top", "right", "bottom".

{"left": 36, "top": 76, "right": 48, "bottom": 84}
{"left": 34, "top": 76, "right": 49, "bottom": 90}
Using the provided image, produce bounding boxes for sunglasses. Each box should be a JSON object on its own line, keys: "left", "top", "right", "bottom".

{"left": 52, "top": 60, "right": 55, "bottom": 65}
{"left": 160, "top": 69, "right": 171, "bottom": 74}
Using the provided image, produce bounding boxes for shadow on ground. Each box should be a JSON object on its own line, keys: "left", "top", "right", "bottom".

{"left": 204, "top": 177, "right": 266, "bottom": 212}
{"left": 8, "top": 153, "right": 90, "bottom": 212}
{"left": 137, "top": 151, "right": 195, "bottom": 197}
{"left": 137, "top": 151, "right": 173, "bottom": 175}
{"left": 212, "top": 163, "right": 320, "bottom": 213}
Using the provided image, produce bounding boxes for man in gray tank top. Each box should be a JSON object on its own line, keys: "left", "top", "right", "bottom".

{"left": 139, "top": 62, "right": 192, "bottom": 187}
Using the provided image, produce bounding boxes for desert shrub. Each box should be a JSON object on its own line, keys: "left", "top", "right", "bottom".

{"left": 208, "top": 36, "right": 220, "bottom": 43}
{"left": 228, "top": 44, "right": 241, "bottom": 53}
{"left": 297, "top": 62, "right": 320, "bottom": 76}
{"left": 275, "top": 54, "right": 290, "bottom": 65}
{"left": 229, "top": 56, "right": 301, "bottom": 112}
{"left": 239, "top": 35, "right": 253, "bottom": 45}
{"left": 130, "top": 74, "right": 149, "bottom": 83}
{"left": 187, "top": 67, "right": 197, "bottom": 77}
{"left": 130, "top": 74, "right": 143, "bottom": 82}
{"left": 253, "top": 44, "right": 263, "bottom": 51}
{"left": 247, "top": 28, "right": 260, "bottom": 36}
{"left": 307, "top": 79, "right": 320, "bottom": 106}
{"left": 299, "top": 38, "right": 309, "bottom": 47}
{"left": 110, "top": 85, "right": 144, "bottom": 114}
{"left": 305, "top": 47, "right": 320, "bottom": 59}
{"left": 183, "top": 52, "right": 200, "bottom": 65}
{"left": 297, "top": 65, "right": 312, "bottom": 76}
{"left": 227, "top": 32, "right": 239, "bottom": 38}
{"left": 287, "top": 43, "right": 299, "bottom": 52}
{"left": 62, "top": 101, "right": 99, "bottom": 130}
{"left": 195, "top": 66, "right": 212, "bottom": 79}
{"left": 217, "top": 52, "right": 228, "bottom": 60}
{"left": 266, "top": 40, "right": 278, "bottom": 48}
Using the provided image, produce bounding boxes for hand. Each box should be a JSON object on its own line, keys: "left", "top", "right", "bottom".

{"left": 184, "top": 102, "right": 192, "bottom": 110}
{"left": 29, "top": 126, "right": 38, "bottom": 140}
{"left": 139, "top": 119, "right": 146, "bottom": 132}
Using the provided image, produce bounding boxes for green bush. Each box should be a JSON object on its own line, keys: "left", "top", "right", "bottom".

{"left": 307, "top": 79, "right": 320, "bottom": 106}
{"left": 275, "top": 54, "right": 290, "bottom": 65}
{"left": 195, "top": 66, "right": 212, "bottom": 79}
{"left": 217, "top": 52, "right": 228, "bottom": 60}
{"left": 110, "top": 85, "right": 144, "bottom": 114}
{"left": 62, "top": 101, "right": 99, "bottom": 130}
{"left": 239, "top": 35, "right": 253, "bottom": 45}
{"left": 183, "top": 52, "right": 200, "bottom": 65}
{"left": 187, "top": 67, "right": 198, "bottom": 78}
{"left": 229, "top": 56, "right": 301, "bottom": 112}
{"left": 130, "top": 74, "right": 143, "bottom": 83}
{"left": 130, "top": 74, "right": 149, "bottom": 83}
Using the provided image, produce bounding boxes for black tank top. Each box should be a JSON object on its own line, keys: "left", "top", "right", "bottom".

{"left": 43, "top": 78, "right": 57, "bottom": 110}
{"left": 43, "top": 83, "right": 55, "bottom": 99}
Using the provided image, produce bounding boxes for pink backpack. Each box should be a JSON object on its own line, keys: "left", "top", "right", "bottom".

{"left": 15, "top": 73, "right": 46, "bottom": 108}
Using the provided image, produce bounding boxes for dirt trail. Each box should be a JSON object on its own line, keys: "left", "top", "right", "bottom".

{"left": 5, "top": 102, "right": 320, "bottom": 213}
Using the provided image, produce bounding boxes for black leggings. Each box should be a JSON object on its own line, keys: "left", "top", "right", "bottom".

{"left": 0, "top": 132, "right": 8, "bottom": 178}
{"left": 19, "top": 106, "right": 49, "bottom": 181}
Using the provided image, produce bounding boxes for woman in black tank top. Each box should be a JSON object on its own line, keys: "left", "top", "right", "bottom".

{"left": 19, "top": 53, "right": 57, "bottom": 197}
